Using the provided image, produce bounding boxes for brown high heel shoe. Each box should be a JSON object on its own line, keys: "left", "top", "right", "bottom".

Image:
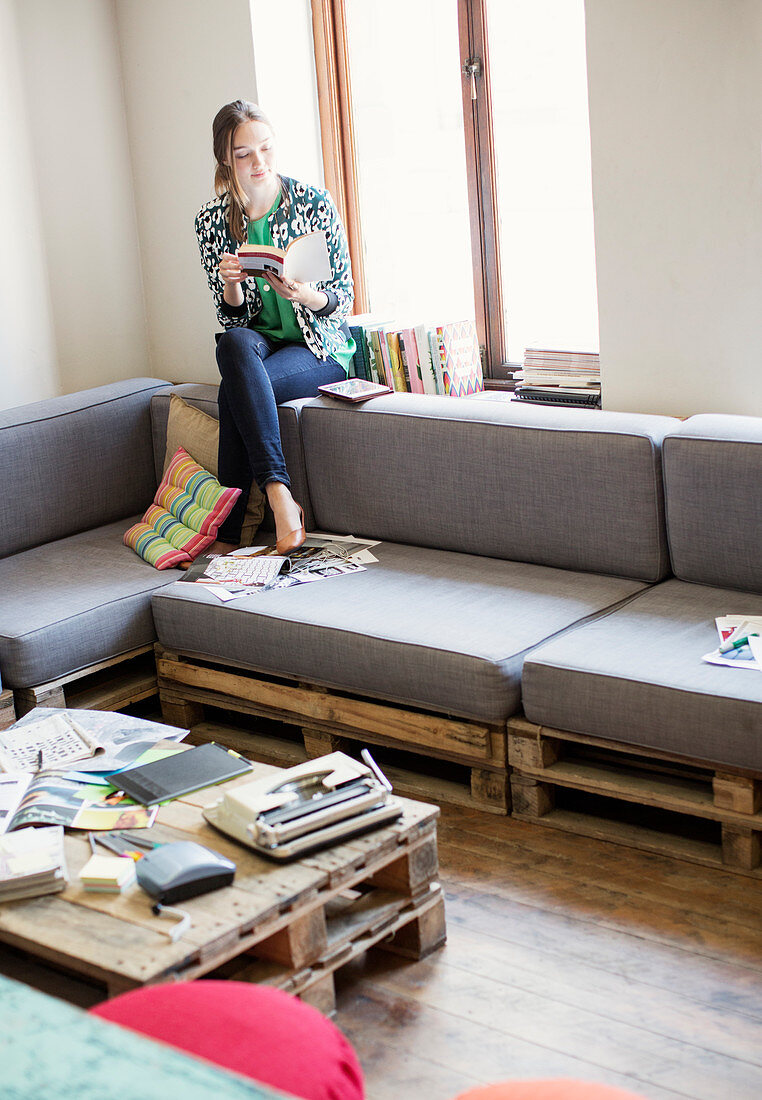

{"left": 275, "top": 504, "right": 305, "bottom": 556}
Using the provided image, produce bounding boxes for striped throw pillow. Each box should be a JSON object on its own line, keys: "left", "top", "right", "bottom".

{"left": 124, "top": 447, "right": 241, "bottom": 569}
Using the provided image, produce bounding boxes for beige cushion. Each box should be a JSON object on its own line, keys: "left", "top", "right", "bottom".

{"left": 163, "top": 394, "right": 265, "bottom": 544}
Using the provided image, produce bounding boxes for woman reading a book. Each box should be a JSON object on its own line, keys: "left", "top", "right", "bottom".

{"left": 196, "top": 100, "right": 355, "bottom": 555}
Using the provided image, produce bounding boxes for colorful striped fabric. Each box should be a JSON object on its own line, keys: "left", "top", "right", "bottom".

{"left": 124, "top": 447, "right": 241, "bottom": 569}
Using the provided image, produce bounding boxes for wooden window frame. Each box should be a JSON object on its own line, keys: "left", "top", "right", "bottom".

{"left": 311, "top": 0, "right": 507, "bottom": 374}
{"left": 458, "top": 0, "right": 507, "bottom": 377}
{"left": 310, "top": 0, "right": 369, "bottom": 315}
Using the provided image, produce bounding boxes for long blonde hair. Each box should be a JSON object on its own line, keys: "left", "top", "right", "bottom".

{"left": 212, "top": 99, "right": 284, "bottom": 242}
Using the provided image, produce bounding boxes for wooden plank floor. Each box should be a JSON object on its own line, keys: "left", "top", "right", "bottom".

{"left": 333, "top": 803, "right": 762, "bottom": 1100}
{"left": 6, "top": 703, "right": 761, "bottom": 1100}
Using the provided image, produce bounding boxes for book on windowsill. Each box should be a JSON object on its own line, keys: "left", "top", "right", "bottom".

{"left": 318, "top": 379, "right": 393, "bottom": 403}
{"left": 523, "top": 347, "right": 601, "bottom": 368}
{"left": 513, "top": 385, "right": 601, "bottom": 408}
{"left": 430, "top": 320, "right": 484, "bottom": 397}
{"left": 236, "top": 230, "right": 331, "bottom": 282}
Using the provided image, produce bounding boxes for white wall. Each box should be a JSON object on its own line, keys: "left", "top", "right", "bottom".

{"left": 0, "top": 0, "right": 59, "bottom": 409}
{"left": 115, "top": 0, "right": 260, "bottom": 386}
{"left": 3, "top": 0, "right": 761, "bottom": 417}
{"left": 586, "top": 0, "right": 762, "bottom": 415}
{"left": 250, "top": 0, "right": 324, "bottom": 189}
{"left": 12, "top": 0, "right": 150, "bottom": 399}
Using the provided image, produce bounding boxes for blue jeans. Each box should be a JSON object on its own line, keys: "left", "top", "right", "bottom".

{"left": 215, "top": 327, "right": 345, "bottom": 542}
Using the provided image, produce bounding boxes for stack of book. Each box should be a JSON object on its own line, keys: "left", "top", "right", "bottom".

{"left": 0, "top": 825, "right": 68, "bottom": 901}
{"left": 513, "top": 348, "right": 601, "bottom": 408}
{"left": 347, "top": 316, "right": 483, "bottom": 398}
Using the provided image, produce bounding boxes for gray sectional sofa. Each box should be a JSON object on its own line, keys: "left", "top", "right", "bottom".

{"left": 0, "top": 378, "right": 310, "bottom": 715}
{"left": 3, "top": 378, "right": 760, "bottom": 871}
{"left": 153, "top": 395, "right": 673, "bottom": 729}
{"left": 0, "top": 378, "right": 177, "bottom": 714}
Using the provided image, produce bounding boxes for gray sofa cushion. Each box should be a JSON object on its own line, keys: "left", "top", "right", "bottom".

{"left": 663, "top": 414, "right": 762, "bottom": 594}
{"left": 0, "top": 520, "right": 181, "bottom": 688}
{"left": 152, "top": 542, "right": 647, "bottom": 724}
{"left": 0, "top": 378, "right": 170, "bottom": 558}
{"left": 299, "top": 395, "right": 678, "bottom": 582}
{"left": 150, "top": 385, "right": 315, "bottom": 532}
{"left": 522, "top": 578, "right": 762, "bottom": 772}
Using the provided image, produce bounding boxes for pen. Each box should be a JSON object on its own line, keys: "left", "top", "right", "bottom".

{"left": 719, "top": 632, "right": 759, "bottom": 654}
{"left": 94, "top": 834, "right": 142, "bottom": 859}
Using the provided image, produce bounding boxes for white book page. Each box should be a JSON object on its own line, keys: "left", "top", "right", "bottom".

{"left": 0, "top": 773, "right": 33, "bottom": 835}
{"left": 284, "top": 231, "right": 332, "bottom": 282}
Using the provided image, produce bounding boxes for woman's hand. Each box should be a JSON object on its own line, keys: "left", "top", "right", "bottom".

{"left": 219, "top": 252, "right": 247, "bottom": 287}
{"left": 219, "top": 252, "right": 247, "bottom": 308}
{"left": 264, "top": 273, "right": 328, "bottom": 312}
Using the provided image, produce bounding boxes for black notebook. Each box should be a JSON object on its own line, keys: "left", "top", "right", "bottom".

{"left": 513, "top": 386, "right": 601, "bottom": 408}
{"left": 107, "top": 743, "right": 252, "bottom": 806}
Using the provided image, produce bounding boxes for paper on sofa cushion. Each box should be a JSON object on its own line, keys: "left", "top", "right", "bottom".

{"left": 701, "top": 615, "right": 762, "bottom": 671}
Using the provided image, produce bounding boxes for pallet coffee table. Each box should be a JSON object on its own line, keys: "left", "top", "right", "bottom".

{"left": 0, "top": 759, "right": 445, "bottom": 1012}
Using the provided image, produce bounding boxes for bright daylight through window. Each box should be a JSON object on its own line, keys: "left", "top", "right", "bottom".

{"left": 339, "top": 0, "right": 599, "bottom": 372}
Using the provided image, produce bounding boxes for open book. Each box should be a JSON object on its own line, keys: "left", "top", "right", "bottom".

{"left": 237, "top": 230, "right": 332, "bottom": 282}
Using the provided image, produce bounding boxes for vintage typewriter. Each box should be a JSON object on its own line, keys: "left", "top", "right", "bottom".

{"left": 202, "top": 751, "right": 402, "bottom": 861}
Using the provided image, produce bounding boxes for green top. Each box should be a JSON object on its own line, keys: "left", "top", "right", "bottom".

{"left": 247, "top": 198, "right": 354, "bottom": 375}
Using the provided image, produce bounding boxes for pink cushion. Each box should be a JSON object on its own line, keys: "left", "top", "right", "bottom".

{"left": 123, "top": 446, "right": 240, "bottom": 569}
{"left": 454, "top": 1082, "right": 646, "bottom": 1100}
{"left": 90, "top": 981, "right": 364, "bottom": 1100}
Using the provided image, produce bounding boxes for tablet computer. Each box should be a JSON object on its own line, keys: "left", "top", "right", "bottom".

{"left": 107, "top": 743, "right": 252, "bottom": 806}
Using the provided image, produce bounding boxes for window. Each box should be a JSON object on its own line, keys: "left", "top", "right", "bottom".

{"left": 311, "top": 0, "right": 599, "bottom": 375}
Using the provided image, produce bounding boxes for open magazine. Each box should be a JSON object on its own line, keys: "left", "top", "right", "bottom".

{"left": 3, "top": 708, "right": 188, "bottom": 774}
{"left": 0, "top": 712, "right": 106, "bottom": 772}
{"left": 0, "top": 770, "right": 162, "bottom": 834}
{"left": 0, "top": 709, "right": 188, "bottom": 833}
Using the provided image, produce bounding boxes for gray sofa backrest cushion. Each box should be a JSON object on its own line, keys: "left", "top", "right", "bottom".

{"left": 663, "top": 414, "right": 762, "bottom": 593}
{"left": 0, "top": 378, "right": 170, "bottom": 558}
{"left": 301, "top": 394, "right": 678, "bottom": 581}
{"left": 149, "top": 384, "right": 315, "bottom": 532}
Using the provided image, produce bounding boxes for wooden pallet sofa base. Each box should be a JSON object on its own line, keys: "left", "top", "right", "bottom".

{"left": 507, "top": 716, "right": 762, "bottom": 876}
{"left": 156, "top": 646, "right": 511, "bottom": 815}
{"left": 13, "top": 646, "right": 158, "bottom": 719}
{"left": 0, "top": 690, "right": 15, "bottom": 731}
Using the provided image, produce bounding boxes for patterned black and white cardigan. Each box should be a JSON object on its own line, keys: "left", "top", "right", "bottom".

{"left": 194, "top": 176, "right": 354, "bottom": 361}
